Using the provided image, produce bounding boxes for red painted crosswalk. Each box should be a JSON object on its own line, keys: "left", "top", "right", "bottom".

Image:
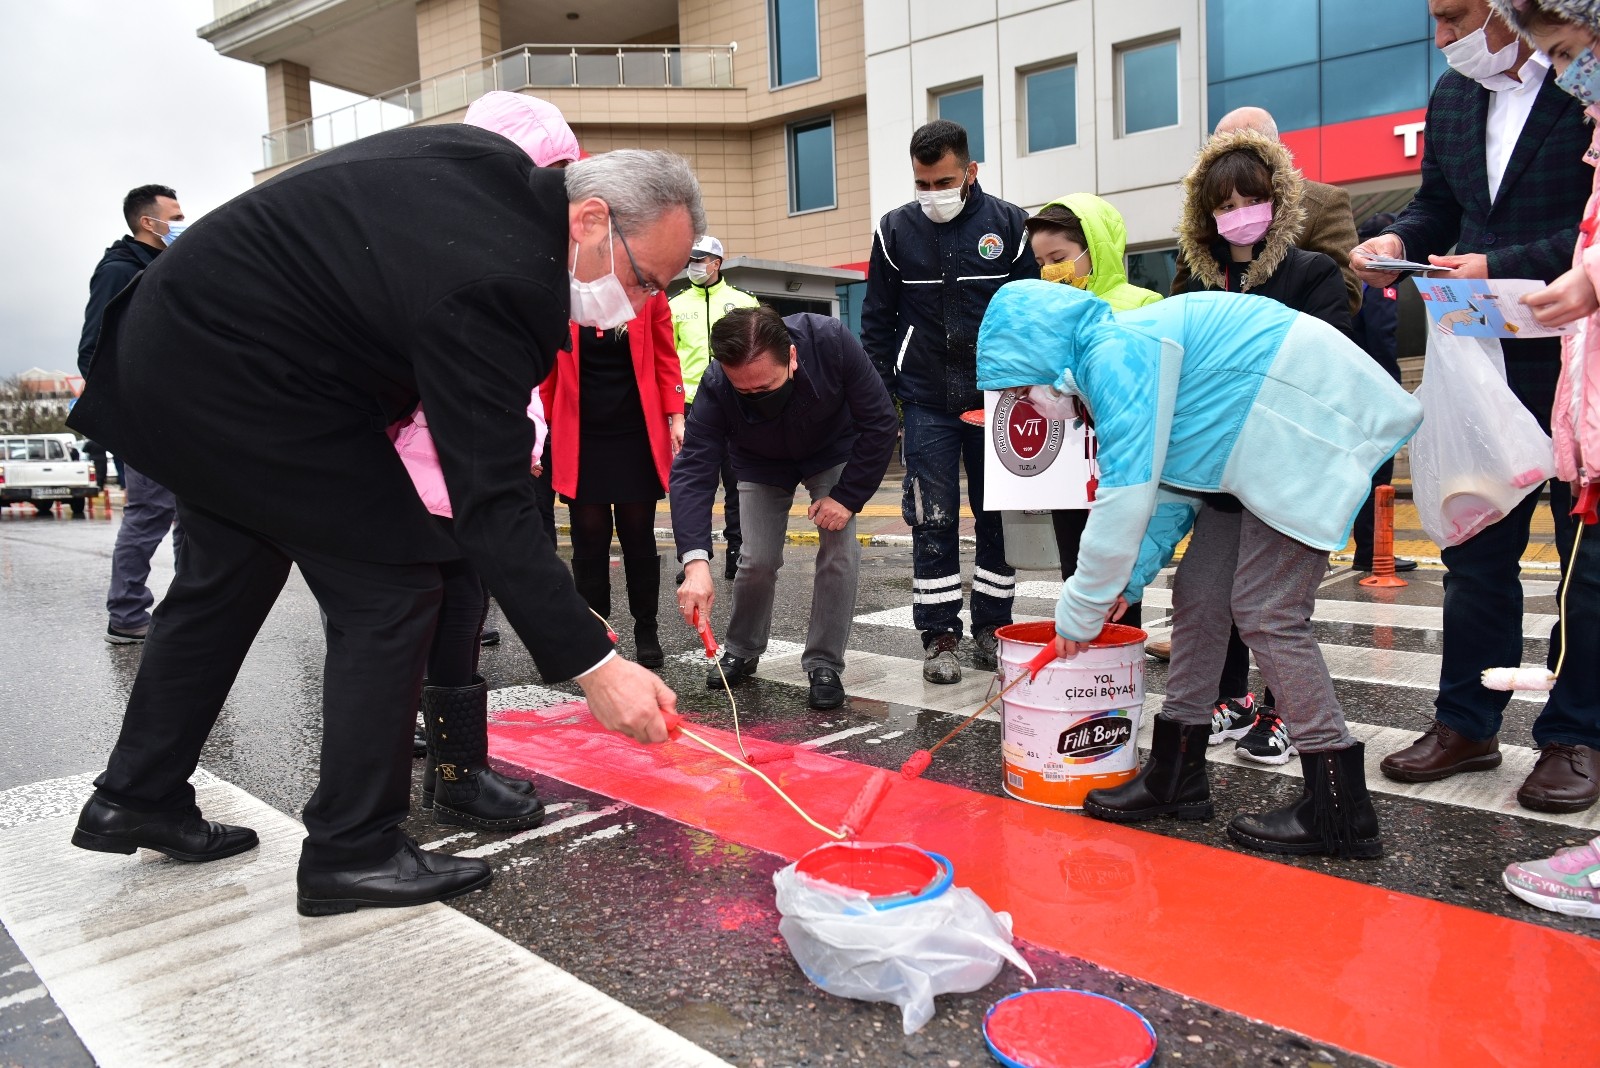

{"left": 489, "top": 703, "right": 1600, "bottom": 1068}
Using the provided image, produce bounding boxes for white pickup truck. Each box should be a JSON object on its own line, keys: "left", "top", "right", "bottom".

{"left": 0, "top": 435, "right": 99, "bottom": 516}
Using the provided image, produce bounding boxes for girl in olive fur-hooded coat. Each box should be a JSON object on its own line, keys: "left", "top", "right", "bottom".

{"left": 1176, "top": 128, "right": 1353, "bottom": 336}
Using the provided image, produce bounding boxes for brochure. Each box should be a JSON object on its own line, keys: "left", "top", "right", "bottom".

{"left": 1360, "top": 256, "right": 1456, "bottom": 275}
{"left": 1413, "top": 277, "right": 1577, "bottom": 339}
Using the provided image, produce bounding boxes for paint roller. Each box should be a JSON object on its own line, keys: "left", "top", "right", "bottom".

{"left": 1480, "top": 485, "right": 1594, "bottom": 694}
{"left": 838, "top": 642, "right": 1061, "bottom": 839}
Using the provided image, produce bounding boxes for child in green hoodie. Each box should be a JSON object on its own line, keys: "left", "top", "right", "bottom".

{"left": 1023, "top": 194, "right": 1162, "bottom": 629}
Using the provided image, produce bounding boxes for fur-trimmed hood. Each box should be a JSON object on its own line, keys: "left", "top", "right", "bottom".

{"left": 1175, "top": 129, "right": 1308, "bottom": 294}
{"left": 1490, "top": 0, "right": 1600, "bottom": 38}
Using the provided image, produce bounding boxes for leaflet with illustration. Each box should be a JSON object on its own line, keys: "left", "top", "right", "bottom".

{"left": 1413, "top": 277, "right": 1577, "bottom": 339}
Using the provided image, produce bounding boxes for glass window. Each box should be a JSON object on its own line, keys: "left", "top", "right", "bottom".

{"left": 47, "top": 440, "right": 65, "bottom": 460}
{"left": 788, "top": 116, "right": 835, "bottom": 214}
{"left": 1024, "top": 63, "right": 1077, "bottom": 153}
{"left": 769, "top": 0, "right": 820, "bottom": 88}
{"left": 935, "top": 85, "right": 985, "bottom": 163}
{"left": 1430, "top": 46, "right": 1451, "bottom": 89}
{"left": 1207, "top": 0, "right": 1318, "bottom": 82}
{"left": 1320, "top": 42, "right": 1430, "bottom": 126}
{"left": 1126, "top": 249, "right": 1178, "bottom": 297}
{"left": 1208, "top": 64, "right": 1320, "bottom": 133}
{"left": 1320, "top": 0, "right": 1430, "bottom": 60}
{"left": 26, "top": 440, "right": 45, "bottom": 460}
{"left": 835, "top": 281, "right": 866, "bottom": 338}
{"left": 1119, "top": 39, "right": 1180, "bottom": 136}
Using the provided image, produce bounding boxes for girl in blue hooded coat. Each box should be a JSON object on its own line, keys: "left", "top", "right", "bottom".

{"left": 976, "top": 280, "right": 1421, "bottom": 857}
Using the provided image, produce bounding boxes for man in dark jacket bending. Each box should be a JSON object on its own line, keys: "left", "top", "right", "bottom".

{"left": 673, "top": 307, "right": 897, "bottom": 710}
{"left": 67, "top": 128, "right": 700, "bottom": 915}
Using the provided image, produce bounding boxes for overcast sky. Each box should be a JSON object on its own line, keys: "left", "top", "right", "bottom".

{"left": 0, "top": 2, "right": 359, "bottom": 378}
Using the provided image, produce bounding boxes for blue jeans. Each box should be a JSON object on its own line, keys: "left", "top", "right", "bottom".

{"left": 1436, "top": 480, "right": 1599, "bottom": 748}
{"left": 900, "top": 402, "right": 1013, "bottom": 641}
{"left": 106, "top": 466, "right": 186, "bottom": 630}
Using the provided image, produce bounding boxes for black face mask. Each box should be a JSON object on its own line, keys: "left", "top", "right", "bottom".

{"left": 735, "top": 372, "right": 795, "bottom": 422}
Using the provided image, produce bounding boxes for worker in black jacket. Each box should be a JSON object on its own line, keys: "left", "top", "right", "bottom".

{"left": 673, "top": 308, "right": 897, "bottom": 710}
{"left": 78, "top": 184, "right": 188, "bottom": 644}
{"left": 860, "top": 120, "right": 1038, "bottom": 685}
{"left": 66, "top": 127, "right": 702, "bottom": 916}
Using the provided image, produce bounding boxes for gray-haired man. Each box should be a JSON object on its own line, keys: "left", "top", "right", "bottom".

{"left": 68, "top": 130, "right": 703, "bottom": 915}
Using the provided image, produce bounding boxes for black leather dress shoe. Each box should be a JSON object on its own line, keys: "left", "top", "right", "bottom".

{"left": 71, "top": 796, "right": 259, "bottom": 863}
{"left": 808, "top": 668, "right": 846, "bottom": 710}
{"left": 296, "top": 837, "right": 492, "bottom": 917}
{"left": 707, "top": 653, "right": 759, "bottom": 689}
{"left": 479, "top": 627, "right": 501, "bottom": 646}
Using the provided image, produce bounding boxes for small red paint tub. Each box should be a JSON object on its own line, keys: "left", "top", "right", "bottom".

{"left": 983, "top": 988, "right": 1157, "bottom": 1068}
{"left": 794, "top": 842, "right": 953, "bottom": 910}
{"left": 960, "top": 408, "right": 987, "bottom": 426}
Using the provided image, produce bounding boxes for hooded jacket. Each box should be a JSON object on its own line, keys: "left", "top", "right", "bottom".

{"left": 977, "top": 281, "right": 1421, "bottom": 641}
{"left": 669, "top": 276, "right": 761, "bottom": 401}
{"left": 861, "top": 182, "right": 1039, "bottom": 413}
{"left": 1038, "top": 193, "right": 1162, "bottom": 312}
{"left": 1176, "top": 130, "right": 1351, "bottom": 335}
{"left": 78, "top": 237, "right": 161, "bottom": 378}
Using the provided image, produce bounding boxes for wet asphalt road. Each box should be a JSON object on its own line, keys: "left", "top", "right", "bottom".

{"left": 1, "top": 508, "right": 1594, "bottom": 1067}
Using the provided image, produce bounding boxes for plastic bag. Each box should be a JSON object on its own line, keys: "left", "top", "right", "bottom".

{"left": 1409, "top": 332, "right": 1554, "bottom": 547}
{"left": 773, "top": 860, "right": 1034, "bottom": 1034}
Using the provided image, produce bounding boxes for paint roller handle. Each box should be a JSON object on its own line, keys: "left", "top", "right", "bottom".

{"left": 1026, "top": 644, "right": 1058, "bottom": 680}
{"left": 692, "top": 607, "right": 720, "bottom": 658}
{"left": 661, "top": 711, "right": 685, "bottom": 738}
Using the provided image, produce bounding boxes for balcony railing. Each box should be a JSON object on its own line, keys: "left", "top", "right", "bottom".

{"left": 262, "top": 41, "right": 738, "bottom": 169}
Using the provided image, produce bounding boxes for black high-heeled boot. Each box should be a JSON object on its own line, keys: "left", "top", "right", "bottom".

{"left": 625, "top": 554, "right": 663, "bottom": 668}
{"left": 1082, "top": 716, "right": 1214, "bottom": 822}
{"left": 423, "top": 678, "right": 545, "bottom": 831}
{"left": 1228, "top": 742, "right": 1382, "bottom": 857}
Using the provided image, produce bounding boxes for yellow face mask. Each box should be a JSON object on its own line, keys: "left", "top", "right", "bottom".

{"left": 1041, "top": 252, "right": 1090, "bottom": 289}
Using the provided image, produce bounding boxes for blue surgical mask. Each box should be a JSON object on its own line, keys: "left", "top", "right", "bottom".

{"left": 1557, "top": 48, "right": 1600, "bottom": 106}
{"left": 158, "top": 219, "right": 189, "bottom": 247}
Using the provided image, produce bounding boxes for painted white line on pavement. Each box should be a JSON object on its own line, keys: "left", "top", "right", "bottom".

{"left": 454, "top": 803, "right": 629, "bottom": 859}
{"left": 0, "top": 769, "right": 219, "bottom": 832}
{"left": 489, "top": 684, "right": 580, "bottom": 712}
{"left": 0, "top": 775, "right": 730, "bottom": 1068}
{"left": 672, "top": 638, "right": 806, "bottom": 666}
{"left": 769, "top": 649, "right": 1002, "bottom": 723}
{"left": 797, "top": 723, "right": 883, "bottom": 748}
{"left": 418, "top": 830, "right": 478, "bottom": 851}
{"left": 0, "top": 986, "right": 47, "bottom": 1011}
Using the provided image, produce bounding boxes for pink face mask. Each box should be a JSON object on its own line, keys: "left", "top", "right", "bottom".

{"left": 1215, "top": 202, "right": 1273, "bottom": 246}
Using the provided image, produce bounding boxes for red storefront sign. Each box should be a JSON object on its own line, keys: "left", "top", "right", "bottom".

{"left": 1280, "top": 107, "right": 1428, "bottom": 185}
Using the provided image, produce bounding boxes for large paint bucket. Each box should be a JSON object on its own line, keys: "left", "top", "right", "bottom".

{"left": 995, "top": 620, "right": 1146, "bottom": 809}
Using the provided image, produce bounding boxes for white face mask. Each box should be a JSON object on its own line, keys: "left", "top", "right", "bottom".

{"left": 1442, "top": 15, "right": 1518, "bottom": 84}
{"left": 1023, "top": 384, "right": 1075, "bottom": 422}
{"left": 568, "top": 217, "right": 636, "bottom": 330}
{"left": 916, "top": 185, "right": 966, "bottom": 224}
{"left": 687, "top": 262, "right": 713, "bottom": 286}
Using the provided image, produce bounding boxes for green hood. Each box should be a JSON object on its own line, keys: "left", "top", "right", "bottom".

{"left": 1040, "top": 193, "right": 1162, "bottom": 312}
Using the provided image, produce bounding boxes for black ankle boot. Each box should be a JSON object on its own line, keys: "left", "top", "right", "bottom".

{"left": 571, "top": 557, "right": 612, "bottom": 620}
{"left": 422, "top": 678, "right": 545, "bottom": 831}
{"left": 1082, "top": 716, "right": 1213, "bottom": 822}
{"left": 1228, "top": 742, "right": 1382, "bottom": 857}
{"left": 625, "top": 554, "right": 663, "bottom": 668}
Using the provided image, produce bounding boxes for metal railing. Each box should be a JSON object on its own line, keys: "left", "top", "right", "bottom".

{"left": 262, "top": 42, "right": 738, "bottom": 169}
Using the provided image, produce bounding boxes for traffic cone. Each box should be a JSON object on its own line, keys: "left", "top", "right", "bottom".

{"left": 1360, "top": 485, "right": 1407, "bottom": 588}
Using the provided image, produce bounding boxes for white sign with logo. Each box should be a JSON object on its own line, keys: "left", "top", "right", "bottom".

{"left": 981, "top": 390, "right": 1097, "bottom": 511}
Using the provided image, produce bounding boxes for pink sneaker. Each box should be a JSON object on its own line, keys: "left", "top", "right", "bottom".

{"left": 1502, "top": 836, "right": 1600, "bottom": 919}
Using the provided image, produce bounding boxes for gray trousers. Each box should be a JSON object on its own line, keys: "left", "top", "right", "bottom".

{"left": 1163, "top": 501, "right": 1354, "bottom": 753}
{"left": 725, "top": 463, "right": 858, "bottom": 674}
{"left": 107, "top": 466, "right": 185, "bottom": 630}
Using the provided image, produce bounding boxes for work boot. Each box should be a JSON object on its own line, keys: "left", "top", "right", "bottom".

{"left": 422, "top": 678, "right": 545, "bottom": 831}
{"left": 923, "top": 633, "right": 962, "bottom": 684}
{"left": 972, "top": 626, "right": 1000, "bottom": 672}
{"left": 571, "top": 557, "right": 612, "bottom": 621}
{"left": 1228, "top": 743, "right": 1383, "bottom": 858}
{"left": 625, "top": 554, "right": 664, "bottom": 668}
{"left": 1082, "top": 716, "right": 1213, "bottom": 822}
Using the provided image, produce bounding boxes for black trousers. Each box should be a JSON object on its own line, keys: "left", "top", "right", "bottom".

{"left": 92, "top": 502, "right": 443, "bottom": 871}
{"left": 721, "top": 455, "right": 742, "bottom": 553}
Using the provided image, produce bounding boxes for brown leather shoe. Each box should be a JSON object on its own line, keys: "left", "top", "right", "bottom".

{"left": 1379, "top": 720, "right": 1501, "bottom": 783}
{"left": 1146, "top": 638, "right": 1171, "bottom": 661}
{"left": 1518, "top": 744, "right": 1599, "bottom": 814}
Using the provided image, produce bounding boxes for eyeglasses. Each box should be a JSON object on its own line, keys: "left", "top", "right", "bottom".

{"left": 611, "top": 222, "right": 663, "bottom": 298}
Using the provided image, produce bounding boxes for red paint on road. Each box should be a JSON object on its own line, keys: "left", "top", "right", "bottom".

{"left": 488, "top": 705, "right": 1600, "bottom": 1067}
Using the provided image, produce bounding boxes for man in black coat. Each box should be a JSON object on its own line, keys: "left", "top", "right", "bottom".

{"left": 861, "top": 120, "right": 1039, "bottom": 686}
{"left": 67, "top": 127, "right": 702, "bottom": 914}
{"left": 79, "top": 185, "right": 188, "bottom": 643}
{"left": 1352, "top": 0, "right": 1598, "bottom": 813}
{"left": 672, "top": 308, "right": 897, "bottom": 710}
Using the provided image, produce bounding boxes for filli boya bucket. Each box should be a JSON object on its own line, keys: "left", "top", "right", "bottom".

{"left": 994, "top": 620, "right": 1146, "bottom": 809}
